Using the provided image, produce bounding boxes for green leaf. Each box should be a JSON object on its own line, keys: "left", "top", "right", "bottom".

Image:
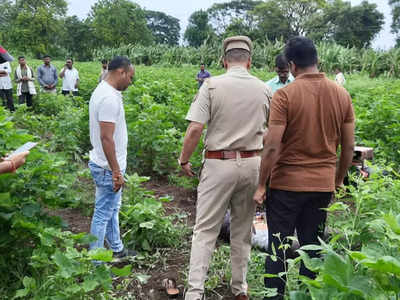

{"left": 135, "top": 273, "right": 151, "bottom": 284}
{"left": 111, "top": 265, "right": 132, "bottom": 277}
{"left": 53, "top": 250, "right": 79, "bottom": 279}
{"left": 14, "top": 289, "right": 29, "bottom": 298}
{"left": 361, "top": 256, "right": 400, "bottom": 275}
{"left": 88, "top": 248, "right": 113, "bottom": 262}
{"left": 299, "top": 244, "right": 323, "bottom": 251}
{"left": 289, "top": 291, "right": 312, "bottom": 300}
{"left": 82, "top": 279, "right": 99, "bottom": 292}
{"left": 139, "top": 221, "right": 155, "bottom": 229}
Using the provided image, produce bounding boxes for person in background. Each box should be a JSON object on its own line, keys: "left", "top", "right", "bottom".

{"left": 59, "top": 58, "right": 79, "bottom": 96}
{"left": 15, "top": 56, "right": 36, "bottom": 107}
{"left": 88, "top": 56, "right": 136, "bottom": 259}
{"left": 335, "top": 67, "right": 346, "bottom": 86}
{"left": 0, "top": 152, "right": 30, "bottom": 174}
{"left": 37, "top": 55, "right": 58, "bottom": 93}
{"left": 266, "top": 54, "right": 294, "bottom": 94}
{"left": 196, "top": 63, "right": 211, "bottom": 88}
{"left": 180, "top": 36, "right": 271, "bottom": 300}
{"left": 99, "top": 59, "right": 108, "bottom": 83}
{"left": 0, "top": 55, "right": 14, "bottom": 112}
{"left": 254, "top": 37, "right": 355, "bottom": 300}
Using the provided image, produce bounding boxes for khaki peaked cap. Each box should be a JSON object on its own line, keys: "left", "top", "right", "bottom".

{"left": 223, "top": 36, "right": 253, "bottom": 55}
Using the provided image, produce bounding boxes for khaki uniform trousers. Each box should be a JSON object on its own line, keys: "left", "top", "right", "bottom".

{"left": 185, "top": 155, "right": 260, "bottom": 300}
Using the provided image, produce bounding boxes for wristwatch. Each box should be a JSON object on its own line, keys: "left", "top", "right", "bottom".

{"left": 178, "top": 159, "right": 189, "bottom": 166}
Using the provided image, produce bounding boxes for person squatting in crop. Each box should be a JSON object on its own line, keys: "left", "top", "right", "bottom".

{"left": 254, "top": 36, "right": 355, "bottom": 300}
{"left": 179, "top": 35, "right": 272, "bottom": 300}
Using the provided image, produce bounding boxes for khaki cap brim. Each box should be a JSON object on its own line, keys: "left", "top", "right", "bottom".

{"left": 223, "top": 36, "right": 252, "bottom": 55}
{"left": 225, "top": 41, "right": 251, "bottom": 53}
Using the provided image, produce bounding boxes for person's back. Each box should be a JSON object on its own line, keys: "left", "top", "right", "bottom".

{"left": 271, "top": 74, "right": 354, "bottom": 191}
{"left": 202, "top": 67, "right": 269, "bottom": 151}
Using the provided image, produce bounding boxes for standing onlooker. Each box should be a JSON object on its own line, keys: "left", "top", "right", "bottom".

{"left": 15, "top": 56, "right": 36, "bottom": 107}
{"left": 37, "top": 55, "right": 58, "bottom": 93}
{"left": 335, "top": 67, "right": 346, "bottom": 86}
{"left": 88, "top": 56, "right": 136, "bottom": 259}
{"left": 180, "top": 36, "right": 271, "bottom": 300}
{"left": 0, "top": 58, "right": 14, "bottom": 112}
{"left": 196, "top": 63, "right": 211, "bottom": 88}
{"left": 253, "top": 37, "right": 355, "bottom": 300}
{"left": 59, "top": 58, "right": 79, "bottom": 96}
{"left": 99, "top": 59, "right": 108, "bottom": 83}
{"left": 266, "top": 54, "right": 294, "bottom": 94}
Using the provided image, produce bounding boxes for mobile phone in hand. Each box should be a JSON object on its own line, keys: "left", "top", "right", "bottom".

{"left": 8, "top": 142, "right": 38, "bottom": 158}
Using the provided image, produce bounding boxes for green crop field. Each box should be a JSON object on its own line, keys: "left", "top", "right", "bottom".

{"left": 1, "top": 60, "right": 400, "bottom": 299}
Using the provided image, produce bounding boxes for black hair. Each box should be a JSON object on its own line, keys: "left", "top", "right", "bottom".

{"left": 18, "top": 56, "right": 25, "bottom": 60}
{"left": 108, "top": 56, "right": 132, "bottom": 71}
{"left": 225, "top": 48, "right": 250, "bottom": 63}
{"left": 66, "top": 58, "right": 73, "bottom": 63}
{"left": 101, "top": 59, "right": 108, "bottom": 64}
{"left": 43, "top": 54, "right": 51, "bottom": 59}
{"left": 284, "top": 36, "right": 318, "bottom": 68}
{"left": 275, "top": 54, "right": 289, "bottom": 69}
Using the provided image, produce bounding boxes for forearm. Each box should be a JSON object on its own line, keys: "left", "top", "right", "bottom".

{"left": 101, "top": 137, "right": 120, "bottom": 172}
{"left": 179, "top": 124, "right": 203, "bottom": 162}
{"left": 258, "top": 144, "right": 280, "bottom": 187}
{"left": 336, "top": 146, "right": 354, "bottom": 184}
{"left": 0, "top": 161, "right": 13, "bottom": 174}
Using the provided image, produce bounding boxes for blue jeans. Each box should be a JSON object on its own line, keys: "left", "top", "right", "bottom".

{"left": 89, "top": 161, "right": 124, "bottom": 253}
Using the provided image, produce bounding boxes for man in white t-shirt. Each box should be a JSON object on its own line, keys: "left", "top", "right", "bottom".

{"left": 59, "top": 58, "right": 79, "bottom": 96}
{"left": 0, "top": 60, "right": 14, "bottom": 111}
{"left": 335, "top": 67, "right": 346, "bottom": 86}
{"left": 88, "top": 56, "right": 135, "bottom": 259}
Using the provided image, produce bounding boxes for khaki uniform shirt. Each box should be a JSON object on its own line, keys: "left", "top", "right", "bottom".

{"left": 186, "top": 66, "right": 272, "bottom": 151}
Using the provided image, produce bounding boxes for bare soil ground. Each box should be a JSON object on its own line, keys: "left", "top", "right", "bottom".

{"left": 50, "top": 180, "right": 233, "bottom": 299}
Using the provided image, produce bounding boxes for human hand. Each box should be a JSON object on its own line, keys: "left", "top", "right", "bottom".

{"left": 181, "top": 162, "right": 195, "bottom": 177}
{"left": 253, "top": 185, "right": 266, "bottom": 206}
{"left": 5, "top": 151, "right": 30, "bottom": 171}
{"left": 112, "top": 171, "right": 124, "bottom": 192}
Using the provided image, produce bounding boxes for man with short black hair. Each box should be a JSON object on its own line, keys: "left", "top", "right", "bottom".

{"left": 88, "top": 56, "right": 136, "bottom": 259}
{"left": 37, "top": 55, "right": 58, "bottom": 93}
{"left": 266, "top": 54, "right": 294, "bottom": 94}
{"left": 196, "top": 63, "right": 211, "bottom": 88}
{"left": 181, "top": 36, "right": 271, "bottom": 300}
{"left": 254, "top": 36, "right": 355, "bottom": 299}
{"left": 60, "top": 58, "right": 79, "bottom": 96}
{"left": 15, "top": 56, "right": 36, "bottom": 107}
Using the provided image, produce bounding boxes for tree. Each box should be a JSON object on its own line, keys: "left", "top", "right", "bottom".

{"left": 320, "top": 0, "right": 384, "bottom": 48}
{"left": 6, "top": 0, "right": 67, "bottom": 57}
{"left": 59, "top": 16, "right": 94, "bottom": 60}
{"left": 145, "top": 10, "right": 180, "bottom": 46}
{"left": 251, "top": 1, "right": 292, "bottom": 42}
{"left": 184, "top": 10, "right": 215, "bottom": 47}
{"left": 89, "top": 0, "right": 153, "bottom": 48}
{"left": 389, "top": 0, "right": 400, "bottom": 45}
{"left": 207, "top": 0, "right": 262, "bottom": 36}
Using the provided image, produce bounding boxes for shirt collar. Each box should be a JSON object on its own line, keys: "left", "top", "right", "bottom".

{"left": 296, "top": 73, "right": 325, "bottom": 80}
{"left": 227, "top": 65, "right": 249, "bottom": 75}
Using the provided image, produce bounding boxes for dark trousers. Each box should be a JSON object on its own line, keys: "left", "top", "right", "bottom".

{"left": 0, "top": 88, "right": 14, "bottom": 111}
{"left": 265, "top": 189, "right": 332, "bottom": 299}
{"left": 19, "top": 92, "right": 33, "bottom": 107}
{"left": 62, "top": 90, "right": 78, "bottom": 96}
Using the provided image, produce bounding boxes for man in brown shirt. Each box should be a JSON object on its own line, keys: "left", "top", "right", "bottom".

{"left": 253, "top": 37, "right": 355, "bottom": 299}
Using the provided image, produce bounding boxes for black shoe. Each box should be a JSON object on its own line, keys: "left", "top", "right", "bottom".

{"left": 113, "top": 248, "right": 137, "bottom": 259}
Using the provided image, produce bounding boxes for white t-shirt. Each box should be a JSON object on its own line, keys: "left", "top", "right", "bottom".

{"left": 0, "top": 62, "right": 12, "bottom": 90}
{"left": 62, "top": 68, "right": 79, "bottom": 91}
{"left": 335, "top": 72, "right": 346, "bottom": 86}
{"left": 89, "top": 81, "right": 128, "bottom": 171}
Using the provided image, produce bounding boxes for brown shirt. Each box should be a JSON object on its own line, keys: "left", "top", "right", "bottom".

{"left": 269, "top": 73, "right": 355, "bottom": 192}
{"left": 186, "top": 66, "right": 272, "bottom": 151}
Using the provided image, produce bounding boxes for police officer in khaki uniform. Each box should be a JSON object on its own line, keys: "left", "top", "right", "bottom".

{"left": 179, "top": 36, "right": 272, "bottom": 300}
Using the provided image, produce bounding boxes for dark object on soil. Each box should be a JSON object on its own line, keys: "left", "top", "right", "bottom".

{"left": 162, "top": 278, "right": 179, "bottom": 298}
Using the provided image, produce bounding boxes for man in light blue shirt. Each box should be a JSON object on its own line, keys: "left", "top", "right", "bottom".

{"left": 266, "top": 54, "right": 294, "bottom": 94}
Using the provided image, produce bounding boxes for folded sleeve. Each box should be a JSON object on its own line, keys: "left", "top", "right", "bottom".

{"left": 269, "top": 89, "right": 288, "bottom": 126}
{"left": 98, "top": 97, "right": 119, "bottom": 123}
{"left": 185, "top": 81, "right": 210, "bottom": 124}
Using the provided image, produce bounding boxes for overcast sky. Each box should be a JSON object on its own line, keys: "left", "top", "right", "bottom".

{"left": 67, "top": 0, "right": 396, "bottom": 49}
